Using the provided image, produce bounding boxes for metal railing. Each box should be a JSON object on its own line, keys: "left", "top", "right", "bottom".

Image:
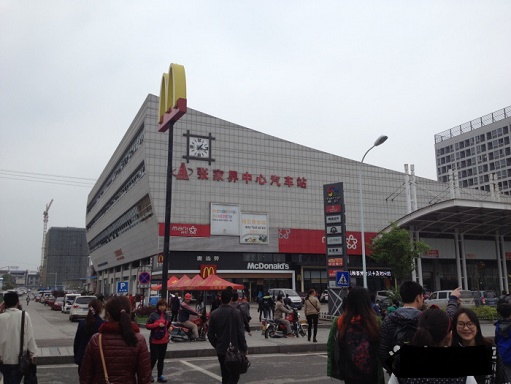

{"left": 435, "top": 106, "right": 511, "bottom": 143}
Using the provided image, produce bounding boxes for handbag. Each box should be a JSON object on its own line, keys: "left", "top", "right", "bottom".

{"left": 18, "top": 311, "right": 32, "bottom": 376}
{"left": 223, "top": 308, "right": 250, "bottom": 375}
{"left": 99, "top": 334, "right": 113, "bottom": 384}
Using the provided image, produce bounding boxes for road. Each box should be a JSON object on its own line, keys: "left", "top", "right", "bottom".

{"left": 36, "top": 353, "right": 329, "bottom": 384}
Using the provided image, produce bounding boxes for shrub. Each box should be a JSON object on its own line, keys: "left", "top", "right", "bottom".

{"left": 471, "top": 305, "right": 498, "bottom": 321}
{"left": 134, "top": 305, "right": 156, "bottom": 317}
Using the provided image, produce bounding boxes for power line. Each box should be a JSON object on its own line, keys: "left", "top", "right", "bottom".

{"left": 0, "top": 170, "right": 96, "bottom": 188}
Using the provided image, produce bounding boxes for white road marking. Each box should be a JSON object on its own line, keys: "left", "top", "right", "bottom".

{"left": 180, "top": 359, "right": 222, "bottom": 381}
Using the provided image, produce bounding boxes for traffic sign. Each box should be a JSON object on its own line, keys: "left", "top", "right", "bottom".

{"left": 117, "top": 281, "right": 129, "bottom": 293}
{"left": 138, "top": 271, "right": 151, "bottom": 285}
{"left": 336, "top": 271, "right": 350, "bottom": 287}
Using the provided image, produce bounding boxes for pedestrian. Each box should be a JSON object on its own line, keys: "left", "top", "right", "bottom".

{"left": 378, "top": 281, "right": 425, "bottom": 374}
{"left": 146, "top": 299, "right": 172, "bottom": 383}
{"left": 387, "top": 299, "right": 400, "bottom": 315}
{"left": 211, "top": 292, "right": 222, "bottom": 312}
{"left": 73, "top": 298, "right": 104, "bottom": 373}
{"left": 452, "top": 307, "right": 509, "bottom": 384}
{"left": 170, "top": 292, "right": 180, "bottom": 322}
{"left": 207, "top": 289, "right": 248, "bottom": 384}
{"left": 327, "top": 286, "right": 383, "bottom": 384}
{"left": 388, "top": 307, "right": 477, "bottom": 383}
{"left": 79, "top": 295, "right": 152, "bottom": 384}
{"left": 261, "top": 292, "right": 273, "bottom": 320}
{"left": 304, "top": 288, "right": 321, "bottom": 342}
{"left": 0, "top": 291, "right": 38, "bottom": 384}
{"left": 25, "top": 295, "right": 30, "bottom": 306}
{"left": 284, "top": 294, "right": 292, "bottom": 307}
{"left": 232, "top": 292, "right": 251, "bottom": 336}
{"left": 495, "top": 303, "right": 511, "bottom": 379}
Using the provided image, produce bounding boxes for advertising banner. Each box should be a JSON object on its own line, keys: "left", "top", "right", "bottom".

{"left": 210, "top": 203, "right": 240, "bottom": 235}
{"left": 240, "top": 212, "right": 269, "bottom": 244}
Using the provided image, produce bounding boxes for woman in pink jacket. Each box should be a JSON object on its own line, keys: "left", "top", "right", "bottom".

{"left": 79, "top": 295, "right": 151, "bottom": 384}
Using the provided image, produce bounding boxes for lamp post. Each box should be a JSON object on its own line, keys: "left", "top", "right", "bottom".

{"left": 358, "top": 135, "right": 388, "bottom": 288}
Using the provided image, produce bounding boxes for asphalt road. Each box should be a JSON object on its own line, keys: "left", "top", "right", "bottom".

{"left": 36, "top": 352, "right": 329, "bottom": 384}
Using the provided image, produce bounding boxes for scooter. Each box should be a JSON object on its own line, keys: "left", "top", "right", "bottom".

{"left": 264, "top": 307, "right": 307, "bottom": 338}
{"left": 169, "top": 305, "right": 209, "bottom": 342}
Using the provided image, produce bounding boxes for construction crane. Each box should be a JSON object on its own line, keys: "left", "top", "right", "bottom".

{"left": 39, "top": 199, "right": 53, "bottom": 276}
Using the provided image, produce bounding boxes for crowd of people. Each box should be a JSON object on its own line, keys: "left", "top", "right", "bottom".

{"left": 327, "top": 281, "right": 511, "bottom": 384}
{"left": 4, "top": 282, "right": 511, "bottom": 383}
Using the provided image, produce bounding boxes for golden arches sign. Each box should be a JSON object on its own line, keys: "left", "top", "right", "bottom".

{"left": 158, "top": 63, "right": 187, "bottom": 132}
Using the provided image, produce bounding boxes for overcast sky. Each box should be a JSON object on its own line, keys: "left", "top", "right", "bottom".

{"left": 1, "top": 1, "right": 510, "bottom": 272}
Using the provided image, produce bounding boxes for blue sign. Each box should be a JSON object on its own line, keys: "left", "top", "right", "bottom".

{"left": 336, "top": 271, "right": 350, "bottom": 287}
{"left": 117, "top": 281, "right": 129, "bottom": 293}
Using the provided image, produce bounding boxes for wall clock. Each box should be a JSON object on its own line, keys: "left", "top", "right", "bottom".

{"left": 183, "top": 130, "right": 215, "bottom": 165}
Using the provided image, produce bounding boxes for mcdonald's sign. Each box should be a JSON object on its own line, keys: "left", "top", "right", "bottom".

{"left": 200, "top": 264, "right": 217, "bottom": 279}
{"left": 158, "top": 63, "right": 187, "bottom": 132}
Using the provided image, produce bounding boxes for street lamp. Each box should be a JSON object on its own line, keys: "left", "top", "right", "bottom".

{"left": 358, "top": 135, "right": 388, "bottom": 288}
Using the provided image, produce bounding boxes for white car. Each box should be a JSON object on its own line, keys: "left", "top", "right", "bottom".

{"left": 62, "top": 293, "right": 81, "bottom": 314}
{"left": 69, "top": 295, "right": 96, "bottom": 322}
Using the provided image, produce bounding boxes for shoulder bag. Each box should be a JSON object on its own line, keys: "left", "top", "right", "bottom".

{"left": 18, "top": 311, "right": 32, "bottom": 376}
{"left": 224, "top": 308, "right": 250, "bottom": 375}
{"left": 99, "top": 334, "right": 113, "bottom": 384}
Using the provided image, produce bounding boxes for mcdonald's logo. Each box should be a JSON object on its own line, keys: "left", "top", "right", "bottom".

{"left": 157, "top": 253, "right": 164, "bottom": 263}
{"left": 200, "top": 264, "right": 217, "bottom": 279}
{"left": 158, "top": 63, "right": 187, "bottom": 132}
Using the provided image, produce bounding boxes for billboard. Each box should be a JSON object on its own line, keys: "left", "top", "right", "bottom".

{"left": 240, "top": 213, "right": 269, "bottom": 244}
{"left": 210, "top": 203, "right": 240, "bottom": 235}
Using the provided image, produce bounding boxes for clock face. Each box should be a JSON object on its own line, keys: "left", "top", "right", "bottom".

{"left": 189, "top": 137, "right": 210, "bottom": 158}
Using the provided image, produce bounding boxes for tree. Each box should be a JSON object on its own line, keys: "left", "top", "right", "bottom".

{"left": 1, "top": 273, "right": 16, "bottom": 290}
{"left": 370, "top": 223, "right": 430, "bottom": 283}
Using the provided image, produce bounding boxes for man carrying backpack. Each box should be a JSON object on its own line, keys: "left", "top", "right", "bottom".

{"left": 379, "top": 283, "right": 462, "bottom": 375}
{"left": 378, "top": 281, "right": 425, "bottom": 374}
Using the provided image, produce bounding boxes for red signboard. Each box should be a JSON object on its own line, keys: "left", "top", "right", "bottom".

{"left": 200, "top": 264, "right": 217, "bottom": 278}
{"left": 158, "top": 223, "right": 210, "bottom": 237}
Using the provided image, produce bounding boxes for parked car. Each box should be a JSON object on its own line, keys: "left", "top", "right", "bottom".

{"left": 69, "top": 295, "right": 96, "bottom": 322}
{"left": 424, "top": 290, "right": 475, "bottom": 310}
{"left": 375, "top": 290, "right": 393, "bottom": 306}
{"left": 268, "top": 288, "right": 303, "bottom": 309}
{"left": 319, "top": 290, "right": 329, "bottom": 303}
{"left": 46, "top": 296, "right": 56, "bottom": 307}
{"left": 62, "top": 293, "right": 81, "bottom": 314}
{"left": 50, "top": 297, "right": 64, "bottom": 311}
{"left": 472, "top": 290, "right": 498, "bottom": 307}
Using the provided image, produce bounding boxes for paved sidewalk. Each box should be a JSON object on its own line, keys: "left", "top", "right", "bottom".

{"left": 35, "top": 306, "right": 331, "bottom": 365}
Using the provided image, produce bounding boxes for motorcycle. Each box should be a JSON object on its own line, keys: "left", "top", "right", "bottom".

{"left": 264, "top": 307, "right": 307, "bottom": 338}
{"left": 169, "top": 305, "right": 209, "bottom": 342}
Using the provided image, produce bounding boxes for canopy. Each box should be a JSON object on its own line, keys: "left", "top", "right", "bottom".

{"left": 150, "top": 275, "right": 180, "bottom": 291}
{"left": 172, "top": 275, "right": 192, "bottom": 290}
{"left": 194, "top": 274, "right": 244, "bottom": 291}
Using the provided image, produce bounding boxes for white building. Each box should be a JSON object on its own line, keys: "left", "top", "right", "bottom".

{"left": 86, "top": 95, "right": 511, "bottom": 298}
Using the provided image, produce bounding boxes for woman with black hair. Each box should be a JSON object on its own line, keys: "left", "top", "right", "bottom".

{"left": 328, "top": 286, "right": 383, "bottom": 384}
{"left": 452, "top": 308, "right": 508, "bottom": 384}
{"left": 79, "top": 295, "right": 151, "bottom": 384}
{"left": 73, "top": 298, "right": 104, "bottom": 373}
{"left": 146, "top": 299, "right": 172, "bottom": 383}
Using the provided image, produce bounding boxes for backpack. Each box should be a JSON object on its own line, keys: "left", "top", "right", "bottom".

{"left": 262, "top": 296, "right": 271, "bottom": 307}
{"left": 496, "top": 321, "right": 511, "bottom": 366}
{"left": 390, "top": 320, "right": 418, "bottom": 374}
